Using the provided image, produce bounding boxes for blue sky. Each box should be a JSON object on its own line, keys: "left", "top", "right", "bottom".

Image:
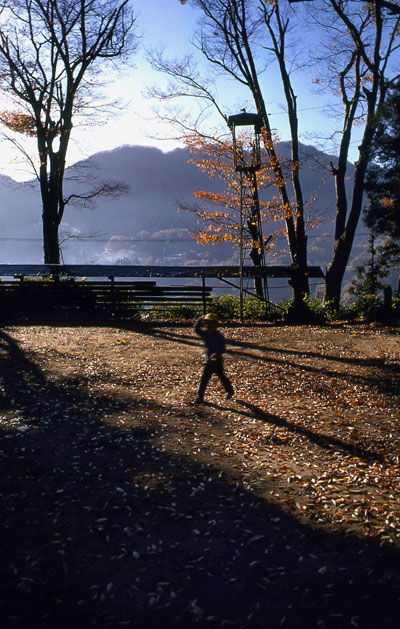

{"left": 0, "top": 0, "right": 374, "bottom": 180}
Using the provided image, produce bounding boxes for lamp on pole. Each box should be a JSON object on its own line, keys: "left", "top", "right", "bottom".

{"left": 227, "top": 112, "right": 263, "bottom": 321}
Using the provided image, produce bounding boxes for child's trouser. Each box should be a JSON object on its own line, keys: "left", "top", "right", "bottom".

{"left": 197, "top": 358, "right": 233, "bottom": 400}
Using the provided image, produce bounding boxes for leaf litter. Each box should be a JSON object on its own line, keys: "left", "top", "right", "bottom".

{"left": 0, "top": 322, "right": 399, "bottom": 627}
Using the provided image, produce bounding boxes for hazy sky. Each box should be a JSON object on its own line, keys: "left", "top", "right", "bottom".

{"left": 0, "top": 0, "right": 198, "bottom": 180}
{"left": 0, "top": 0, "right": 374, "bottom": 181}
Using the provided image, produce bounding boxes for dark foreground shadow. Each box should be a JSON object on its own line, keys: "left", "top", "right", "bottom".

{"left": 0, "top": 330, "right": 399, "bottom": 628}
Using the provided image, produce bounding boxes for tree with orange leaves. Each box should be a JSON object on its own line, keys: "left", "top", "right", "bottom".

{"left": 178, "top": 132, "right": 286, "bottom": 298}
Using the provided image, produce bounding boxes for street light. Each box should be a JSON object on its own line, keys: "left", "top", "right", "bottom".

{"left": 227, "top": 112, "right": 263, "bottom": 172}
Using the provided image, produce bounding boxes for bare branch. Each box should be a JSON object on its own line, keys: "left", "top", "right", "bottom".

{"left": 0, "top": 0, "right": 137, "bottom": 263}
{"left": 64, "top": 180, "right": 130, "bottom": 208}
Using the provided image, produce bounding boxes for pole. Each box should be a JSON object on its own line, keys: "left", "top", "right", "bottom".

{"left": 202, "top": 275, "right": 207, "bottom": 315}
{"left": 239, "top": 170, "right": 244, "bottom": 322}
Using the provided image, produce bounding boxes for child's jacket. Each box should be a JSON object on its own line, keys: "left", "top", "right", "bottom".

{"left": 194, "top": 317, "right": 226, "bottom": 359}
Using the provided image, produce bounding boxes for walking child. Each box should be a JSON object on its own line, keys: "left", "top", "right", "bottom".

{"left": 194, "top": 313, "right": 234, "bottom": 404}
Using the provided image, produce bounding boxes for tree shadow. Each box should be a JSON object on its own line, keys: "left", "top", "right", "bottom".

{"left": 0, "top": 330, "right": 399, "bottom": 628}
{"left": 226, "top": 332, "right": 400, "bottom": 371}
{"left": 233, "top": 400, "right": 385, "bottom": 463}
{"left": 123, "top": 323, "right": 400, "bottom": 397}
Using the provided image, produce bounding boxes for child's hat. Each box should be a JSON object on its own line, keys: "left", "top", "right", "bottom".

{"left": 203, "top": 312, "right": 221, "bottom": 323}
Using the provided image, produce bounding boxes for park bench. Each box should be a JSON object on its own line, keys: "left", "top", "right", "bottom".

{"left": 0, "top": 274, "right": 213, "bottom": 319}
{"left": 79, "top": 279, "right": 213, "bottom": 316}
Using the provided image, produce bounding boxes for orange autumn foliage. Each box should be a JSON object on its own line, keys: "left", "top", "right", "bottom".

{"left": 0, "top": 110, "right": 37, "bottom": 137}
{"left": 181, "top": 132, "right": 286, "bottom": 252}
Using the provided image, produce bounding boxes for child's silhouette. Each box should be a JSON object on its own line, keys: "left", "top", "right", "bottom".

{"left": 193, "top": 313, "right": 234, "bottom": 404}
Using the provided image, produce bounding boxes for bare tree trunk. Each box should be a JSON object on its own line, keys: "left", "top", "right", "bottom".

{"left": 42, "top": 205, "right": 61, "bottom": 264}
{"left": 41, "top": 173, "right": 65, "bottom": 264}
{"left": 323, "top": 0, "right": 396, "bottom": 306}
{"left": 247, "top": 171, "right": 264, "bottom": 299}
{"left": 325, "top": 157, "right": 369, "bottom": 306}
{"left": 256, "top": 2, "right": 310, "bottom": 311}
{"left": 252, "top": 92, "right": 310, "bottom": 306}
{"left": 38, "top": 133, "right": 64, "bottom": 264}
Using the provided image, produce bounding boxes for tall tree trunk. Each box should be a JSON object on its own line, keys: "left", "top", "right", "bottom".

{"left": 324, "top": 156, "right": 369, "bottom": 307}
{"left": 37, "top": 132, "right": 59, "bottom": 264}
{"left": 40, "top": 166, "right": 63, "bottom": 264}
{"left": 42, "top": 203, "right": 61, "bottom": 264}
{"left": 247, "top": 171, "right": 264, "bottom": 299}
{"left": 248, "top": 229, "right": 264, "bottom": 298}
{"left": 37, "top": 120, "right": 70, "bottom": 264}
{"left": 257, "top": 99, "right": 309, "bottom": 306}
{"left": 238, "top": 5, "right": 310, "bottom": 309}
{"left": 323, "top": 0, "right": 391, "bottom": 306}
{"left": 324, "top": 92, "right": 384, "bottom": 306}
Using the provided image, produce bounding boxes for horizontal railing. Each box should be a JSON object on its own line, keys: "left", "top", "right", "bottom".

{"left": 0, "top": 263, "right": 324, "bottom": 279}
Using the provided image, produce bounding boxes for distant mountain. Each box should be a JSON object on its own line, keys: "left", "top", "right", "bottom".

{"left": 0, "top": 175, "right": 43, "bottom": 264}
{"left": 0, "top": 143, "right": 368, "bottom": 299}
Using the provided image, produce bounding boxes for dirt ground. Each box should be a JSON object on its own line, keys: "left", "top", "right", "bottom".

{"left": 0, "top": 320, "right": 400, "bottom": 628}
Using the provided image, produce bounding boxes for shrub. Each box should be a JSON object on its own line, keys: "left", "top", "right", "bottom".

{"left": 209, "top": 294, "right": 240, "bottom": 320}
{"left": 350, "top": 294, "right": 383, "bottom": 321}
{"left": 149, "top": 303, "right": 203, "bottom": 320}
{"left": 210, "top": 294, "right": 274, "bottom": 321}
{"left": 145, "top": 292, "right": 400, "bottom": 324}
{"left": 242, "top": 296, "right": 270, "bottom": 319}
{"left": 270, "top": 299, "right": 291, "bottom": 321}
{"left": 301, "top": 295, "right": 327, "bottom": 323}
{"left": 392, "top": 296, "right": 400, "bottom": 316}
{"left": 306, "top": 297, "right": 354, "bottom": 323}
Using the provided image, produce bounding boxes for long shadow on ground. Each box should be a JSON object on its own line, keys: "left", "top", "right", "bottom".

{"left": 0, "top": 330, "right": 399, "bottom": 628}
{"left": 233, "top": 400, "right": 386, "bottom": 463}
{"left": 127, "top": 323, "right": 400, "bottom": 397}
